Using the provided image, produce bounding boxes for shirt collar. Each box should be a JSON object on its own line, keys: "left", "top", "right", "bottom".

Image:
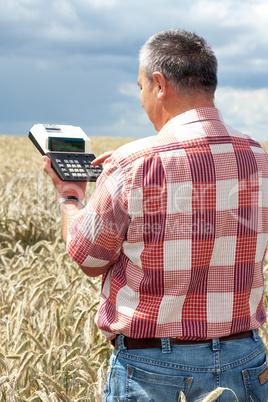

{"left": 159, "top": 107, "right": 224, "bottom": 135}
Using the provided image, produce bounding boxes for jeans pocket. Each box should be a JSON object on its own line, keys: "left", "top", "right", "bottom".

{"left": 125, "top": 365, "right": 192, "bottom": 402}
{"left": 242, "top": 358, "right": 268, "bottom": 402}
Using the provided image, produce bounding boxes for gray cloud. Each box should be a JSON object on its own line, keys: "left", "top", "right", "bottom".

{"left": 0, "top": 0, "right": 267, "bottom": 140}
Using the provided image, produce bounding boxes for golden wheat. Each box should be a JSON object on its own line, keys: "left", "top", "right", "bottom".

{"left": 0, "top": 135, "right": 268, "bottom": 401}
{"left": 0, "top": 135, "right": 134, "bottom": 401}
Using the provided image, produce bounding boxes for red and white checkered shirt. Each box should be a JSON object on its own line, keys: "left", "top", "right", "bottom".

{"left": 67, "top": 108, "right": 268, "bottom": 340}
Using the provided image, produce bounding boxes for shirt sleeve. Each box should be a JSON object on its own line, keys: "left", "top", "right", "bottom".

{"left": 66, "top": 159, "right": 129, "bottom": 267}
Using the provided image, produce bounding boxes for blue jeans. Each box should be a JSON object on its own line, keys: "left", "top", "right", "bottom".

{"left": 103, "top": 330, "right": 268, "bottom": 401}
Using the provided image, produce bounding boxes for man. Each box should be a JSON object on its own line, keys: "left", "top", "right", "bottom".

{"left": 43, "top": 29, "right": 268, "bottom": 401}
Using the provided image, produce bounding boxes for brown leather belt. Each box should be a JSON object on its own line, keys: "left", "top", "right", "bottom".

{"left": 111, "top": 330, "right": 253, "bottom": 349}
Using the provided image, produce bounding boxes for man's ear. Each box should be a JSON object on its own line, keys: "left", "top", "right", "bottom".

{"left": 152, "top": 72, "right": 167, "bottom": 99}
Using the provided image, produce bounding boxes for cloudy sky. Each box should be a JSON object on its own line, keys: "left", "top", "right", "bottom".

{"left": 1, "top": 0, "right": 268, "bottom": 142}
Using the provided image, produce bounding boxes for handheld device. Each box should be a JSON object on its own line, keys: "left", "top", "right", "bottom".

{"left": 28, "top": 124, "right": 102, "bottom": 182}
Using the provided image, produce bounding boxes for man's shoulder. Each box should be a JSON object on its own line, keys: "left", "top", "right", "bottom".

{"left": 108, "top": 134, "right": 173, "bottom": 169}
{"left": 107, "top": 108, "right": 223, "bottom": 168}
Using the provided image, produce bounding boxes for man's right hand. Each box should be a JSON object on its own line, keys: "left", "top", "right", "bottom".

{"left": 91, "top": 151, "right": 114, "bottom": 166}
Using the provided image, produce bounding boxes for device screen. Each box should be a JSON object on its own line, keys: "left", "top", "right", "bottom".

{"left": 48, "top": 137, "right": 85, "bottom": 152}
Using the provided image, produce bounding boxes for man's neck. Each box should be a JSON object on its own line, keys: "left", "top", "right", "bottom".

{"left": 162, "top": 92, "right": 215, "bottom": 127}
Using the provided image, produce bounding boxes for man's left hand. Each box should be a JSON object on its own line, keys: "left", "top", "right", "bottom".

{"left": 43, "top": 156, "right": 87, "bottom": 201}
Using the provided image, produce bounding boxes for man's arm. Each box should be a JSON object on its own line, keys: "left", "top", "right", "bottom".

{"left": 43, "top": 156, "right": 112, "bottom": 277}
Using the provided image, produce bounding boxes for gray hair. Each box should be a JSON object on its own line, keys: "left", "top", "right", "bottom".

{"left": 139, "top": 28, "right": 218, "bottom": 96}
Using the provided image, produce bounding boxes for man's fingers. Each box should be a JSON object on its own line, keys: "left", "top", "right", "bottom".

{"left": 42, "top": 155, "right": 87, "bottom": 199}
{"left": 42, "top": 156, "right": 59, "bottom": 181}
{"left": 91, "top": 151, "right": 113, "bottom": 166}
{"left": 43, "top": 155, "right": 51, "bottom": 171}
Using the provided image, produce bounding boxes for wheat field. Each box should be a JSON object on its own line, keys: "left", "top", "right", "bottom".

{"left": 0, "top": 135, "right": 268, "bottom": 401}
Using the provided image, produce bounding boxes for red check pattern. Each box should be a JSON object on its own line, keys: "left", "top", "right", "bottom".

{"left": 67, "top": 108, "right": 268, "bottom": 340}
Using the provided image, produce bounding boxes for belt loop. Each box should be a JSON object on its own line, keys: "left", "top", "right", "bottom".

{"left": 212, "top": 338, "right": 220, "bottom": 351}
{"left": 252, "top": 329, "right": 259, "bottom": 342}
{"left": 161, "top": 338, "right": 171, "bottom": 354}
{"left": 117, "top": 334, "right": 127, "bottom": 350}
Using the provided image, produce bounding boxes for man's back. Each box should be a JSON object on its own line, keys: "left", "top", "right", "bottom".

{"left": 66, "top": 107, "right": 268, "bottom": 340}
